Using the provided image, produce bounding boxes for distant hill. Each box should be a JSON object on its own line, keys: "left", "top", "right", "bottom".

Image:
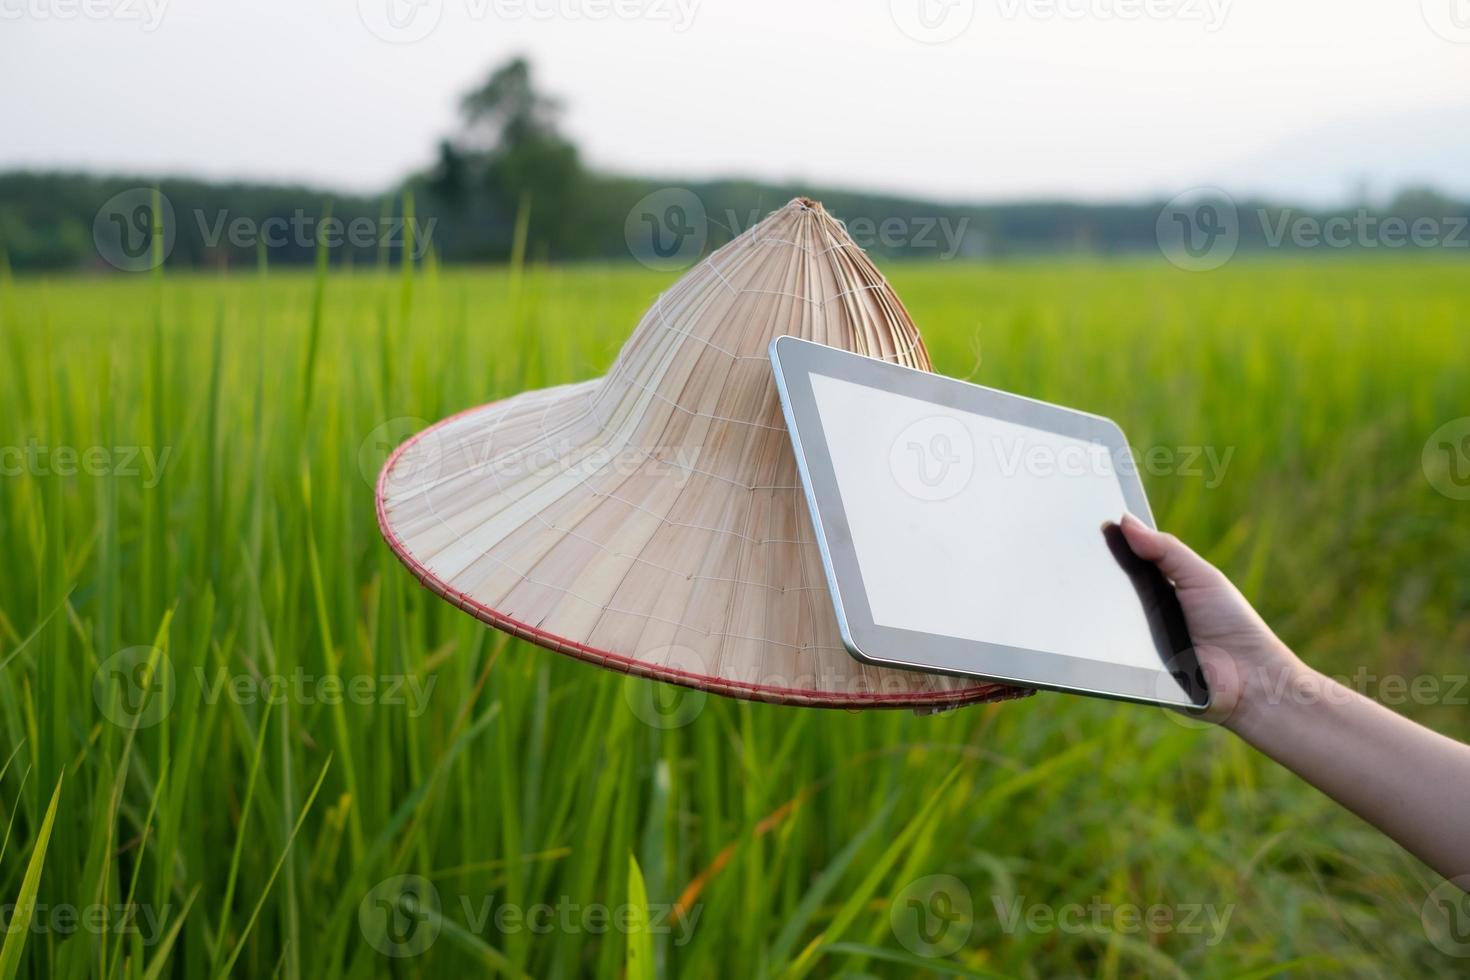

{"left": 1206, "top": 103, "right": 1470, "bottom": 207}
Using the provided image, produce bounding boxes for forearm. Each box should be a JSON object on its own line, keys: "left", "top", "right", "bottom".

{"left": 1225, "top": 657, "right": 1470, "bottom": 884}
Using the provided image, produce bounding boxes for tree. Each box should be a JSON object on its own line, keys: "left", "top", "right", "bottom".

{"left": 431, "top": 56, "right": 590, "bottom": 258}
{"left": 459, "top": 57, "right": 564, "bottom": 152}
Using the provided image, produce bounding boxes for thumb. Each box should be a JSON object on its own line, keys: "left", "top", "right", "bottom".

{"left": 1118, "top": 513, "right": 1220, "bottom": 588}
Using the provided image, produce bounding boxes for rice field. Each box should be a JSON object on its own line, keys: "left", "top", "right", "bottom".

{"left": 0, "top": 254, "right": 1467, "bottom": 978}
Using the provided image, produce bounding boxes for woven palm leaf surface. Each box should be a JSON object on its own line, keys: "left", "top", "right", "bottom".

{"left": 377, "top": 198, "right": 1028, "bottom": 709}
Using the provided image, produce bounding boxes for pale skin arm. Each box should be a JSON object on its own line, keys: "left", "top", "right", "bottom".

{"left": 1118, "top": 513, "right": 1470, "bottom": 887}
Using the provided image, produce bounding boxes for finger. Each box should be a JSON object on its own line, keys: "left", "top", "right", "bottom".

{"left": 1118, "top": 513, "right": 1220, "bottom": 587}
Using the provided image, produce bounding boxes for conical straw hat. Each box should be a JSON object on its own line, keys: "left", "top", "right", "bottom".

{"left": 377, "top": 198, "right": 1028, "bottom": 709}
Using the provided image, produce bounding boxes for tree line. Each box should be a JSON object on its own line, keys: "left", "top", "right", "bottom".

{"left": 2, "top": 58, "right": 1465, "bottom": 272}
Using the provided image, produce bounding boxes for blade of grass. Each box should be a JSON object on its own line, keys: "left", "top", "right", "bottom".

{"left": 140, "top": 885, "right": 201, "bottom": 980}
{"left": 0, "top": 773, "right": 63, "bottom": 980}
{"left": 212, "top": 755, "right": 332, "bottom": 980}
{"left": 0, "top": 589, "right": 71, "bottom": 676}
{"left": 625, "top": 853, "right": 654, "bottom": 980}
{"left": 300, "top": 473, "right": 363, "bottom": 861}
{"left": 0, "top": 765, "right": 31, "bottom": 868}
{"left": 298, "top": 202, "right": 332, "bottom": 418}
{"left": 817, "top": 942, "right": 1012, "bottom": 979}
{"left": 205, "top": 701, "right": 273, "bottom": 977}
{"left": 767, "top": 795, "right": 897, "bottom": 965}
{"left": 106, "top": 760, "right": 169, "bottom": 980}
{"left": 782, "top": 762, "right": 965, "bottom": 980}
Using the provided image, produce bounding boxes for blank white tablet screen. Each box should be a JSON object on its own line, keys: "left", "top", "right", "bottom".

{"left": 808, "top": 373, "right": 1163, "bottom": 672}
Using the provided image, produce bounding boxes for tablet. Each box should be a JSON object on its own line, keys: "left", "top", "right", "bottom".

{"left": 770, "top": 337, "right": 1209, "bottom": 709}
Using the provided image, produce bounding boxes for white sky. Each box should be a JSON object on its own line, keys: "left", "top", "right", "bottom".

{"left": 2, "top": 0, "right": 1467, "bottom": 204}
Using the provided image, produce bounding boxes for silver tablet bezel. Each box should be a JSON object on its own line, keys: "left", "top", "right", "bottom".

{"left": 769, "top": 336, "right": 1209, "bottom": 710}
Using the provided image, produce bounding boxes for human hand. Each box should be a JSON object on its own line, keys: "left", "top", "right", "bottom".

{"left": 1118, "top": 513, "right": 1303, "bottom": 726}
{"left": 1118, "top": 515, "right": 1470, "bottom": 883}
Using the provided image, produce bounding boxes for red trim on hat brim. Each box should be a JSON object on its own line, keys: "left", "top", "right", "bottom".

{"left": 374, "top": 399, "right": 1029, "bottom": 710}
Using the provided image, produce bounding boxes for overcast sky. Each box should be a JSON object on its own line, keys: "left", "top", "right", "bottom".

{"left": 3, "top": 0, "right": 1467, "bottom": 204}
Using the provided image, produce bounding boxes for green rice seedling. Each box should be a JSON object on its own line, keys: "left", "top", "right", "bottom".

{"left": 0, "top": 256, "right": 1465, "bottom": 977}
